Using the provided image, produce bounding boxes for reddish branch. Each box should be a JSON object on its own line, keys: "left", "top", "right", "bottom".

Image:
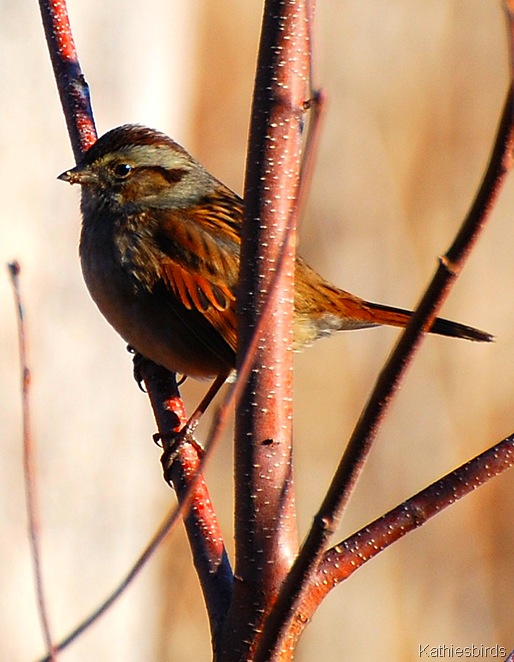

{"left": 307, "top": 432, "right": 514, "bottom": 613}
{"left": 139, "top": 361, "right": 233, "bottom": 634}
{"left": 39, "top": 0, "right": 96, "bottom": 157}
{"left": 216, "top": 1, "right": 312, "bottom": 659}
{"left": 9, "top": 263, "right": 56, "bottom": 659}
{"left": 39, "top": 0, "right": 231, "bottom": 652}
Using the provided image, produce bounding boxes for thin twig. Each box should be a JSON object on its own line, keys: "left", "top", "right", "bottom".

{"left": 38, "top": 504, "right": 184, "bottom": 661}
{"left": 8, "top": 262, "right": 56, "bottom": 660}
{"left": 297, "top": 88, "right": 326, "bottom": 222}
{"left": 312, "top": 87, "right": 514, "bottom": 556}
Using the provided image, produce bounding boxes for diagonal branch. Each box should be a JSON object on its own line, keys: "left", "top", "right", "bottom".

{"left": 39, "top": 0, "right": 231, "bottom": 644}
{"left": 38, "top": 0, "right": 96, "bottom": 157}
{"left": 140, "top": 361, "right": 233, "bottom": 636}
{"left": 311, "top": 432, "right": 514, "bottom": 603}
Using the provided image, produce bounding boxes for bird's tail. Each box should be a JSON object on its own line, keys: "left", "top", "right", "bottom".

{"left": 364, "top": 301, "right": 493, "bottom": 342}
{"left": 293, "top": 261, "right": 493, "bottom": 344}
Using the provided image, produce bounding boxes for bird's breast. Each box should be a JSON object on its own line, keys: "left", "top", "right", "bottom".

{"left": 78, "top": 211, "right": 234, "bottom": 378}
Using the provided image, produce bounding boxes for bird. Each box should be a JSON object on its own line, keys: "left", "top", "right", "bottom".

{"left": 58, "top": 124, "right": 492, "bottom": 383}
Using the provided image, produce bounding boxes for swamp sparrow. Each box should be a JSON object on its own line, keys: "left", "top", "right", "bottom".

{"left": 59, "top": 125, "right": 492, "bottom": 380}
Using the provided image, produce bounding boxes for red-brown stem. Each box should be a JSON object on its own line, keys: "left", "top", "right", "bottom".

{"left": 39, "top": 0, "right": 96, "bottom": 157}
{"left": 138, "top": 361, "right": 233, "bottom": 637}
{"left": 307, "top": 433, "right": 514, "bottom": 607}
{"left": 9, "top": 263, "right": 56, "bottom": 660}
{"left": 40, "top": 0, "right": 231, "bottom": 643}
{"left": 254, "top": 34, "right": 514, "bottom": 662}
{"left": 39, "top": 505, "right": 188, "bottom": 661}
{"left": 217, "top": 1, "right": 311, "bottom": 659}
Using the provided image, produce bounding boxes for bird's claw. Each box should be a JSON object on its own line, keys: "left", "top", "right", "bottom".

{"left": 157, "top": 426, "right": 205, "bottom": 483}
{"left": 129, "top": 347, "right": 147, "bottom": 392}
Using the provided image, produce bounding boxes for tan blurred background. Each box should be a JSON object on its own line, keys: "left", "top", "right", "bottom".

{"left": 1, "top": 1, "right": 513, "bottom": 660}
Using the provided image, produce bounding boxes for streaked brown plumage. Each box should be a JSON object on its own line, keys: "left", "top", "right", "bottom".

{"left": 58, "top": 125, "right": 492, "bottom": 379}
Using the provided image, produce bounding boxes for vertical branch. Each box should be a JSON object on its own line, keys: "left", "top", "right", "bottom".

{"left": 218, "top": 1, "right": 311, "bottom": 659}
{"left": 8, "top": 262, "right": 55, "bottom": 660}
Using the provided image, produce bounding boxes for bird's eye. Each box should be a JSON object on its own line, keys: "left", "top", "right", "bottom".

{"left": 112, "top": 163, "right": 133, "bottom": 179}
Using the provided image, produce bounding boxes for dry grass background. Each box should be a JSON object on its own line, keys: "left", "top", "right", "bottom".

{"left": 1, "top": 1, "right": 513, "bottom": 660}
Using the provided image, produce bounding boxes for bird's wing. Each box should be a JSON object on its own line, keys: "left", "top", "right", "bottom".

{"left": 154, "top": 193, "right": 242, "bottom": 354}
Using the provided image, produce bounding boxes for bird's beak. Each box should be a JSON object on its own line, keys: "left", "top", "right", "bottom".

{"left": 57, "top": 165, "right": 97, "bottom": 186}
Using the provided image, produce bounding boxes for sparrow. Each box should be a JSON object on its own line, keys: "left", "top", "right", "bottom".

{"left": 58, "top": 124, "right": 492, "bottom": 380}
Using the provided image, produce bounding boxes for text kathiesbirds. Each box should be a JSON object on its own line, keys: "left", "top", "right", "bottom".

{"left": 59, "top": 125, "right": 492, "bottom": 379}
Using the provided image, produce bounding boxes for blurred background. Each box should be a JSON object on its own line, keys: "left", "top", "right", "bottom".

{"left": 1, "top": 1, "right": 513, "bottom": 660}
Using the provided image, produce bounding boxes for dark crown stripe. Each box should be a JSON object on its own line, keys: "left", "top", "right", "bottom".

{"left": 81, "top": 124, "right": 186, "bottom": 165}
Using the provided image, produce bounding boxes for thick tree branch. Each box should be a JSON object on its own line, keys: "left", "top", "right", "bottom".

{"left": 217, "top": 1, "right": 312, "bottom": 659}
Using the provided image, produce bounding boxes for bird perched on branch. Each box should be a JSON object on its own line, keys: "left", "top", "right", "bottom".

{"left": 59, "top": 124, "right": 492, "bottom": 380}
